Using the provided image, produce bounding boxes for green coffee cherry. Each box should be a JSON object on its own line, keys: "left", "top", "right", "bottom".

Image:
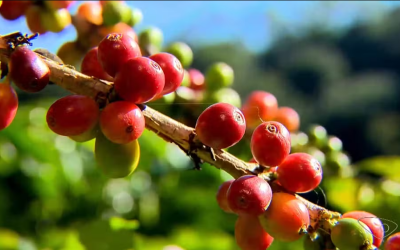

{"left": 307, "top": 125, "right": 328, "bottom": 148}
{"left": 165, "top": 42, "right": 193, "bottom": 68}
{"left": 305, "top": 147, "right": 326, "bottom": 166}
{"left": 205, "top": 62, "right": 234, "bottom": 91}
{"left": 331, "top": 218, "right": 373, "bottom": 250}
{"left": 126, "top": 8, "right": 143, "bottom": 27}
{"left": 323, "top": 136, "right": 343, "bottom": 153}
{"left": 290, "top": 132, "right": 309, "bottom": 152}
{"left": 139, "top": 27, "right": 163, "bottom": 55}
{"left": 180, "top": 69, "right": 190, "bottom": 87}
{"left": 207, "top": 88, "right": 241, "bottom": 108}
{"left": 326, "top": 151, "right": 350, "bottom": 171}
{"left": 102, "top": 1, "right": 131, "bottom": 27}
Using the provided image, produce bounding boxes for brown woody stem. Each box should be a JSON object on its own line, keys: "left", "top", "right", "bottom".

{"left": 0, "top": 41, "right": 341, "bottom": 233}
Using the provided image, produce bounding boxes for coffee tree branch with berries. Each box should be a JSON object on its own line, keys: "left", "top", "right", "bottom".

{"left": 1, "top": 1, "right": 399, "bottom": 250}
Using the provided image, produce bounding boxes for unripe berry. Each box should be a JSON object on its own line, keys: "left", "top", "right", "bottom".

{"left": 97, "top": 33, "right": 141, "bottom": 77}
{"left": 0, "top": 83, "right": 18, "bottom": 131}
{"left": 40, "top": 8, "right": 72, "bottom": 33}
{"left": 138, "top": 27, "right": 163, "bottom": 55}
{"left": 277, "top": 153, "right": 323, "bottom": 193}
{"left": 149, "top": 52, "right": 184, "bottom": 95}
{"left": 242, "top": 91, "right": 278, "bottom": 129}
{"left": 126, "top": 8, "right": 143, "bottom": 27}
{"left": 114, "top": 57, "right": 165, "bottom": 104}
{"left": 235, "top": 215, "right": 274, "bottom": 250}
{"left": 215, "top": 180, "right": 235, "bottom": 213}
{"left": 46, "top": 95, "right": 100, "bottom": 136}
{"left": 227, "top": 175, "right": 272, "bottom": 216}
{"left": 101, "top": 1, "right": 131, "bottom": 26}
{"left": 100, "top": 101, "right": 145, "bottom": 144}
{"left": 342, "top": 211, "right": 384, "bottom": 247}
{"left": 330, "top": 218, "right": 373, "bottom": 250}
{"left": 195, "top": 103, "right": 246, "bottom": 149}
{"left": 9, "top": 45, "right": 50, "bottom": 93}
{"left": 205, "top": 62, "right": 234, "bottom": 91}
{"left": 165, "top": 42, "right": 193, "bottom": 68}
{"left": 258, "top": 192, "right": 310, "bottom": 242}
{"left": 250, "top": 121, "right": 291, "bottom": 167}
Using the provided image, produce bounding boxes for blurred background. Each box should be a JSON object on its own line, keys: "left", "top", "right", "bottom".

{"left": 1, "top": 1, "right": 400, "bottom": 249}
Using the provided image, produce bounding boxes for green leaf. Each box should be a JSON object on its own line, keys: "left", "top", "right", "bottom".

{"left": 355, "top": 156, "right": 400, "bottom": 182}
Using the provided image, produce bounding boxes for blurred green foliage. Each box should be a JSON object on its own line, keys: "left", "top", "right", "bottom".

{"left": 1, "top": 4, "right": 400, "bottom": 250}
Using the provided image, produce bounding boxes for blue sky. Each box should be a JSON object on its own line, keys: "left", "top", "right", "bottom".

{"left": 1, "top": 1, "right": 400, "bottom": 54}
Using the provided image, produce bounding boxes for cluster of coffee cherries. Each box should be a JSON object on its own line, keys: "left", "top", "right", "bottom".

{"left": 0, "top": 1, "right": 75, "bottom": 34}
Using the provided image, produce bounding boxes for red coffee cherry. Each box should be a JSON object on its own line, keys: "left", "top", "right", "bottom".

{"left": 46, "top": 95, "right": 100, "bottom": 136}
{"left": 9, "top": 45, "right": 50, "bottom": 93}
{"left": 0, "top": 83, "right": 18, "bottom": 131}
{"left": 215, "top": 179, "right": 235, "bottom": 214}
{"left": 259, "top": 192, "right": 310, "bottom": 242}
{"left": 149, "top": 52, "right": 184, "bottom": 95}
{"left": 0, "top": 1, "right": 31, "bottom": 21}
{"left": 114, "top": 57, "right": 165, "bottom": 104}
{"left": 195, "top": 103, "right": 246, "bottom": 149}
{"left": 235, "top": 215, "right": 274, "bottom": 250}
{"left": 81, "top": 47, "right": 113, "bottom": 81}
{"left": 242, "top": 91, "right": 278, "bottom": 129}
{"left": 385, "top": 232, "right": 400, "bottom": 250}
{"left": 274, "top": 107, "right": 300, "bottom": 132}
{"left": 227, "top": 175, "right": 272, "bottom": 216}
{"left": 100, "top": 101, "right": 145, "bottom": 144}
{"left": 97, "top": 33, "right": 141, "bottom": 77}
{"left": 342, "top": 211, "right": 384, "bottom": 248}
{"left": 277, "top": 153, "right": 323, "bottom": 193}
{"left": 188, "top": 68, "right": 205, "bottom": 91}
{"left": 250, "top": 121, "right": 291, "bottom": 167}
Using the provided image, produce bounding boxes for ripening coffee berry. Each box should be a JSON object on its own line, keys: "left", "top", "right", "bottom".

{"left": 9, "top": 45, "right": 50, "bottom": 93}
{"left": 258, "top": 192, "right": 310, "bottom": 242}
{"left": 95, "top": 131, "right": 140, "bottom": 178}
{"left": 188, "top": 68, "right": 205, "bottom": 91}
{"left": 81, "top": 47, "right": 113, "bottom": 81}
{"left": 165, "top": 42, "right": 193, "bottom": 68}
{"left": 274, "top": 107, "right": 300, "bottom": 132}
{"left": 250, "top": 121, "right": 291, "bottom": 167}
{"left": 242, "top": 91, "right": 278, "bottom": 129}
{"left": 100, "top": 101, "right": 145, "bottom": 144}
{"left": 97, "top": 33, "right": 141, "bottom": 77}
{"left": 235, "top": 215, "right": 274, "bottom": 250}
{"left": 77, "top": 1, "right": 103, "bottom": 25}
{"left": 226, "top": 175, "right": 272, "bottom": 216}
{"left": 342, "top": 211, "right": 384, "bottom": 247}
{"left": 114, "top": 57, "right": 165, "bottom": 103}
{"left": 385, "top": 232, "right": 400, "bottom": 250}
{"left": 25, "top": 5, "right": 47, "bottom": 34}
{"left": 0, "top": 83, "right": 18, "bottom": 131}
{"left": 195, "top": 103, "right": 246, "bottom": 149}
{"left": 277, "top": 153, "right": 323, "bottom": 193}
{"left": 330, "top": 218, "right": 373, "bottom": 250}
{"left": 216, "top": 179, "right": 235, "bottom": 213}
{"left": 149, "top": 52, "right": 184, "bottom": 95}
{"left": 45, "top": 1, "right": 75, "bottom": 10}
{"left": 205, "top": 62, "right": 234, "bottom": 91}
{"left": 46, "top": 95, "right": 100, "bottom": 136}
{"left": 40, "top": 8, "right": 72, "bottom": 33}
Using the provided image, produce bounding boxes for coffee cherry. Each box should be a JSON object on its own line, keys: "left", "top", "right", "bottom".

{"left": 330, "top": 218, "right": 373, "bottom": 250}
{"left": 227, "top": 175, "right": 272, "bottom": 216}
{"left": 208, "top": 88, "right": 241, "bottom": 108}
{"left": 342, "top": 211, "right": 384, "bottom": 247}
{"left": 277, "top": 153, "right": 323, "bottom": 193}
{"left": 195, "top": 103, "right": 246, "bottom": 149}
{"left": 323, "top": 136, "right": 343, "bottom": 152}
{"left": 385, "top": 232, "right": 400, "bottom": 250}
{"left": 242, "top": 91, "right": 278, "bottom": 129}
{"left": 0, "top": 82, "right": 18, "bottom": 131}
{"left": 165, "top": 42, "right": 193, "bottom": 68}
{"left": 235, "top": 215, "right": 274, "bottom": 250}
{"left": 205, "top": 62, "right": 234, "bottom": 91}
{"left": 40, "top": 8, "right": 72, "bottom": 33}
{"left": 95, "top": 132, "right": 140, "bottom": 178}
{"left": 57, "top": 41, "right": 84, "bottom": 67}
{"left": 0, "top": 1, "right": 31, "bottom": 20}
{"left": 101, "top": 1, "right": 131, "bottom": 26}
{"left": 97, "top": 33, "right": 141, "bottom": 77}
{"left": 98, "top": 23, "right": 139, "bottom": 44}
{"left": 250, "top": 121, "right": 291, "bottom": 167}
{"left": 180, "top": 69, "right": 190, "bottom": 87}
{"left": 45, "top": 1, "right": 75, "bottom": 10}
{"left": 46, "top": 95, "right": 100, "bottom": 136}
{"left": 100, "top": 101, "right": 145, "bottom": 144}
{"left": 149, "top": 52, "right": 184, "bottom": 95}
{"left": 138, "top": 27, "right": 163, "bottom": 55}
{"left": 215, "top": 179, "right": 235, "bottom": 213}
{"left": 274, "top": 107, "right": 300, "bottom": 132}
{"left": 9, "top": 45, "right": 50, "bottom": 93}
{"left": 81, "top": 47, "right": 113, "bottom": 81}
{"left": 258, "top": 192, "right": 310, "bottom": 242}
{"left": 114, "top": 57, "right": 165, "bottom": 104}
{"left": 188, "top": 68, "right": 205, "bottom": 91}
{"left": 307, "top": 124, "right": 328, "bottom": 148}
{"left": 126, "top": 8, "right": 143, "bottom": 27}
{"left": 77, "top": 1, "right": 103, "bottom": 25}
{"left": 25, "top": 5, "right": 47, "bottom": 34}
